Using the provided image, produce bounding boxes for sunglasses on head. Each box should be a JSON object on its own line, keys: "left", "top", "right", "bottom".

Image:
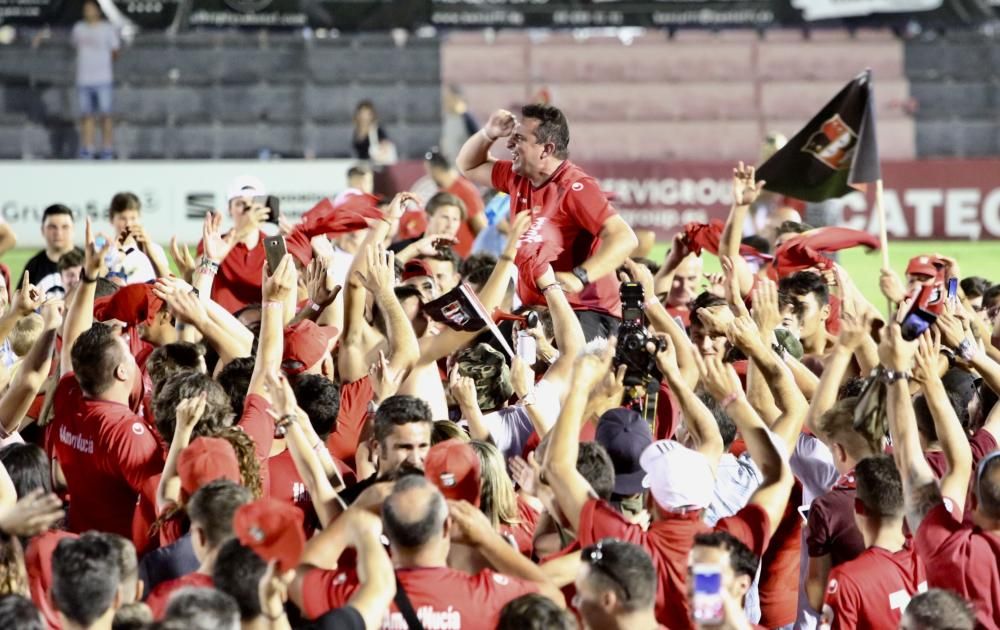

{"left": 583, "top": 541, "right": 631, "bottom": 601}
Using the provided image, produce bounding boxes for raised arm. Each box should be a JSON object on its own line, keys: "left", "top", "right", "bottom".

{"left": 806, "top": 311, "right": 872, "bottom": 437}
{"left": 938, "top": 309, "right": 1000, "bottom": 441}
{"left": 544, "top": 343, "right": 615, "bottom": 534}
{"left": 246, "top": 255, "right": 295, "bottom": 399}
{"left": 912, "top": 329, "right": 973, "bottom": 514}
{"left": 0, "top": 273, "right": 44, "bottom": 350}
{"left": 0, "top": 300, "right": 61, "bottom": 436}
{"left": 719, "top": 162, "right": 764, "bottom": 299}
{"left": 456, "top": 110, "right": 515, "bottom": 188}
{"left": 555, "top": 215, "right": 637, "bottom": 295}
{"left": 696, "top": 351, "right": 793, "bottom": 536}
{"left": 156, "top": 393, "right": 206, "bottom": 511}
{"left": 61, "top": 218, "right": 111, "bottom": 374}
{"left": 344, "top": 510, "right": 397, "bottom": 629}
{"left": 880, "top": 323, "right": 951, "bottom": 531}
{"left": 153, "top": 283, "right": 251, "bottom": 368}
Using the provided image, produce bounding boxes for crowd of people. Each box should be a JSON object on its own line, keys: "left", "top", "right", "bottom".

{"left": 0, "top": 102, "right": 995, "bottom": 630}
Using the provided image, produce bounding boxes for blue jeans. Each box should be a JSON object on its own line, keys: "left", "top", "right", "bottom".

{"left": 78, "top": 84, "right": 113, "bottom": 116}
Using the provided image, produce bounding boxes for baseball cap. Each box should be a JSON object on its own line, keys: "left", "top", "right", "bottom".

{"left": 233, "top": 498, "right": 305, "bottom": 573}
{"left": 424, "top": 439, "right": 481, "bottom": 507}
{"left": 397, "top": 207, "right": 428, "bottom": 241}
{"left": 282, "top": 320, "right": 340, "bottom": 376}
{"left": 93, "top": 283, "right": 164, "bottom": 327}
{"left": 402, "top": 259, "right": 433, "bottom": 282}
{"left": 177, "top": 437, "right": 242, "bottom": 500}
{"left": 595, "top": 408, "right": 652, "bottom": 496}
{"left": 906, "top": 255, "right": 940, "bottom": 279}
{"left": 455, "top": 343, "right": 513, "bottom": 411}
{"left": 639, "top": 440, "right": 714, "bottom": 511}
{"left": 226, "top": 175, "right": 266, "bottom": 202}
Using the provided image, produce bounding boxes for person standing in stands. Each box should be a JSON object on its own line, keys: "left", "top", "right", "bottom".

{"left": 20, "top": 204, "right": 76, "bottom": 298}
{"left": 457, "top": 104, "right": 637, "bottom": 340}
{"left": 424, "top": 150, "right": 486, "bottom": 258}
{"left": 71, "top": 0, "right": 120, "bottom": 160}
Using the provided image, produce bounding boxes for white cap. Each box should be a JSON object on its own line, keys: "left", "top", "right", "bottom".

{"left": 639, "top": 440, "right": 715, "bottom": 511}
{"left": 226, "top": 175, "right": 266, "bottom": 202}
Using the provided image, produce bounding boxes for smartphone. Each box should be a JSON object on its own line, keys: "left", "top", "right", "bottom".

{"left": 516, "top": 331, "right": 537, "bottom": 365}
{"left": 264, "top": 195, "right": 280, "bottom": 225}
{"left": 263, "top": 235, "right": 287, "bottom": 274}
{"left": 691, "top": 563, "right": 725, "bottom": 625}
{"left": 947, "top": 277, "right": 958, "bottom": 305}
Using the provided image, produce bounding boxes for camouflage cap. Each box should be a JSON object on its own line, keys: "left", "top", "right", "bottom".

{"left": 775, "top": 328, "right": 804, "bottom": 360}
{"left": 455, "top": 343, "right": 513, "bottom": 411}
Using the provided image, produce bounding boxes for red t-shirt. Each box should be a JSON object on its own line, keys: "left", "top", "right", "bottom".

{"left": 915, "top": 498, "right": 1000, "bottom": 629}
{"left": 49, "top": 374, "right": 164, "bottom": 538}
{"left": 446, "top": 177, "right": 485, "bottom": 259}
{"left": 145, "top": 572, "right": 214, "bottom": 619}
{"left": 268, "top": 448, "right": 317, "bottom": 536}
{"left": 499, "top": 495, "right": 540, "bottom": 557}
{"left": 757, "top": 483, "right": 802, "bottom": 628}
{"left": 239, "top": 393, "right": 275, "bottom": 496}
{"left": 327, "top": 377, "right": 374, "bottom": 470}
{"left": 301, "top": 565, "right": 538, "bottom": 629}
{"left": 822, "top": 546, "right": 927, "bottom": 630}
{"left": 491, "top": 160, "right": 620, "bottom": 316}
{"left": 665, "top": 304, "right": 691, "bottom": 329}
{"left": 199, "top": 231, "right": 266, "bottom": 314}
{"left": 924, "top": 429, "right": 997, "bottom": 524}
{"left": 577, "top": 498, "right": 770, "bottom": 630}
{"left": 26, "top": 529, "right": 77, "bottom": 630}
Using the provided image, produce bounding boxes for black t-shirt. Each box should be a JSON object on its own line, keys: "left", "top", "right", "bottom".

{"left": 20, "top": 250, "right": 64, "bottom": 298}
{"left": 337, "top": 474, "right": 378, "bottom": 506}
{"left": 352, "top": 126, "right": 388, "bottom": 160}
{"left": 138, "top": 533, "right": 199, "bottom": 597}
{"left": 308, "top": 605, "right": 366, "bottom": 630}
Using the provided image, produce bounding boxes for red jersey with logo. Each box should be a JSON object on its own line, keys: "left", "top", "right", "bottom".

{"left": 491, "top": 160, "right": 620, "bottom": 316}
{"left": 145, "top": 572, "right": 213, "bottom": 619}
{"left": 327, "top": 376, "right": 374, "bottom": 470}
{"left": 301, "top": 565, "right": 538, "bottom": 629}
{"left": 577, "top": 498, "right": 771, "bottom": 630}
{"left": 446, "top": 177, "right": 485, "bottom": 258}
{"left": 822, "top": 546, "right": 927, "bottom": 630}
{"left": 49, "top": 373, "right": 164, "bottom": 538}
{"left": 198, "top": 231, "right": 266, "bottom": 314}
{"left": 915, "top": 497, "right": 1000, "bottom": 630}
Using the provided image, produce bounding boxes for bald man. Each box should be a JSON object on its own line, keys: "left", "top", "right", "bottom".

{"left": 663, "top": 254, "right": 702, "bottom": 328}
{"left": 294, "top": 476, "right": 563, "bottom": 627}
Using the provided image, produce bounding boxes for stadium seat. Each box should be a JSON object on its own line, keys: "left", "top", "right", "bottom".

{"left": 441, "top": 44, "right": 528, "bottom": 84}
{"left": 301, "top": 122, "right": 355, "bottom": 158}
{"left": 458, "top": 83, "right": 529, "bottom": 124}
{"left": 0, "top": 124, "right": 22, "bottom": 159}
{"left": 757, "top": 41, "right": 903, "bottom": 81}
{"left": 116, "top": 123, "right": 169, "bottom": 160}
{"left": 303, "top": 85, "right": 356, "bottom": 123}
{"left": 911, "top": 81, "right": 992, "bottom": 119}
{"left": 760, "top": 80, "right": 909, "bottom": 120}
{"left": 169, "top": 123, "right": 216, "bottom": 159}
{"left": 209, "top": 85, "right": 301, "bottom": 123}
{"left": 391, "top": 123, "right": 442, "bottom": 159}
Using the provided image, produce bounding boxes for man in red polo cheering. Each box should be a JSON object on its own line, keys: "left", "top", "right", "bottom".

{"left": 457, "top": 105, "right": 637, "bottom": 340}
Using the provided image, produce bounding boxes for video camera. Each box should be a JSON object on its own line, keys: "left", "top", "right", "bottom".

{"left": 614, "top": 282, "right": 666, "bottom": 388}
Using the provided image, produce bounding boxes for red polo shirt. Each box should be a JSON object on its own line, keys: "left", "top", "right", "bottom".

{"left": 200, "top": 231, "right": 267, "bottom": 314}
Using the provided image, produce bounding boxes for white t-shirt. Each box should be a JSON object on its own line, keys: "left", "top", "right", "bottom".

{"left": 71, "top": 21, "right": 120, "bottom": 87}
{"left": 479, "top": 378, "right": 561, "bottom": 461}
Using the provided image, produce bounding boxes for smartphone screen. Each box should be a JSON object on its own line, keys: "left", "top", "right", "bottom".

{"left": 901, "top": 311, "right": 934, "bottom": 341}
{"left": 263, "top": 235, "right": 287, "bottom": 275}
{"left": 516, "top": 333, "right": 537, "bottom": 365}
{"left": 265, "top": 195, "right": 280, "bottom": 224}
{"left": 692, "top": 564, "right": 724, "bottom": 625}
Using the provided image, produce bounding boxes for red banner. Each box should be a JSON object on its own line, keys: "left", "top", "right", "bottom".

{"left": 379, "top": 159, "right": 1000, "bottom": 241}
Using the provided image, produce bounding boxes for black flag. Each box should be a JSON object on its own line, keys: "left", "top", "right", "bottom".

{"left": 757, "top": 70, "right": 881, "bottom": 202}
{"left": 422, "top": 282, "right": 516, "bottom": 357}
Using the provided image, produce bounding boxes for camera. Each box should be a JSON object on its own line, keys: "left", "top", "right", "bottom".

{"left": 614, "top": 282, "right": 666, "bottom": 387}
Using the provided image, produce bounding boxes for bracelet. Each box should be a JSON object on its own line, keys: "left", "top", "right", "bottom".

{"left": 262, "top": 300, "right": 283, "bottom": 310}
{"left": 880, "top": 369, "right": 911, "bottom": 385}
{"left": 482, "top": 128, "right": 496, "bottom": 143}
{"left": 307, "top": 300, "right": 322, "bottom": 312}
{"left": 541, "top": 283, "right": 564, "bottom": 294}
{"left": 199, "top": 257, "right": 220, "bottom": 272}
{"left": 499, "top": 254, "right": 515, "bottom": 263}
{"left": 196, "top": 266, "right": 216, "bottom": 277}
{"left": 720, "top": 392, "right": 741, "bottom": 409}
{"left": 957, "top": 338, "right": 978, "bottom": 362}
{"left": 81, "top": 271, "right": 98, "bottom": 284}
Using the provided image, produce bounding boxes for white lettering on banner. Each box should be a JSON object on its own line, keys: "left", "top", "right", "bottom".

{"left": 905, "top": 189, "right": 943, "bottom": 238}
{"left": 983, "top": 189, "right": 1000, "bottom": 236}
{"left": 383, "top": 606, "right": 461, "bottom": 630}
{"left": 945, "top": 189, "right": 981, "bottom": 239}
{"left": 59, "top": 426, "right": 94, "bottom": 454}
{"left": 0, "top": 160, "right": 355, "bottom": 248}
{"left": 834, "top": 187, "right": 1000, "bottom": 239}
{"left": 599, "top": 177, "right": 732, "bottom": 207}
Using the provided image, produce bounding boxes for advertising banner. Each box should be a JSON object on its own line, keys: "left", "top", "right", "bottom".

{"left": 0, "top": 159, "right": 354, "bottom": 248}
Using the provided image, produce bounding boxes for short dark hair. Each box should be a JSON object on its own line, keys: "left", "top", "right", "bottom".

{"left": 42, "top": 204, "right": 73, "bottom": 224}
{"left": 459, "top": 253, "right": 497, "bottom": 279}
{"left": 0, "top": 444, "right": 51, "bottom": 497}
{"left": 977, "top": 453, "right": 1000, "bottom": 519}
{"left": 779, "top": 271, "right": 829, "bottom": 306}
{"left": 425, "top": 192, "right": 467, "bottom": 222}
{"left": 57, "top": 248, "right": 84, "bottom": 272}
{"left": 904, "top": 588, "right": 975, "bottom": 630}
{"left": 292, "top": 374, "right": 341, "bottom": 438}
{"left": 854, "top": 454, "right": 904, "bottom": 518}
{"left": 95, "top": 277, "right": 119, "bottom": 298}
{"left": 347, "top": 164, "right": 372, "bottom": 180}
{"left": 521, "top": 104, "right": 570, "bottom": 159}
{"left": 187, "top": 480, "right": 252, "bottom": 550}
{"left": 775, "top": 220, "right": 813, "bottom": 238}
{"left": 693, "top": 530, "right": 759, "bottom": 579}
{"left": 700, "top": 392, "right": 737, "bottom": 449}
{"left": 373, "top": 396, "right": 433, "bottom": 445}
{"left": 0, "top": 594, "right": 44, "bottom": 630}
{"left": 498, "top": 593, "right": 575, "bottom": 630}
{"left": 212, "top": 540, "right": 266, "bottom": 621}
{"left": 577, "top": 442, "right": 615, "bottom": 501}
{"left": 51, "top": 535, "right": 120, "bottom": 626}
{"left": 581, "top": 539, "right": 655, "bottom": 612}
{"left": 382, "top": 475, "right": 446, "bottom": 549}
{"left": 421, "top": 247, "right": 461, "bottom": 275}
{"left": 153, "top": 372, "right": 233, "bottom": 445}
{"left": 741, "top": 235, "right": 771, "bottom": 255}
{"left": 146, "top": 342, "right": 204, "bottom": 394}
{"left": 70, "top": 323, "right": 124, "bottom": 396}
{"left": 984, "top": 283, "right": 1000, "bottom": 305}
{"left": 913, "top": 390, "right": 969, "bottom": 443}
{"left": 163, "top": 587, "right": 239, "bottom": 630}
{"left": 960, "top": 276, "right": 991, "bottom": 299}
{"left": 112, "top": 602, "right": 151, "bottom": 630}
{"left": 425, "top": 150, "right": 451, "bottom": 171}
{"left": 690, "top": 291, "right": 728, "bottom": 329}
{"left": 777, "top": 291, "right": 805, "bottom": 324}
{"left": 109, "top": 192, "right": 141, "bottom": 218}
{"left": 837, "top": 376, "right": 870, "bottom": 400}
{"left": 89, "top": 532, "right": 137, "bottom": 591}
{"left": 216, "top": 357, "right": 255, "bottom": 418}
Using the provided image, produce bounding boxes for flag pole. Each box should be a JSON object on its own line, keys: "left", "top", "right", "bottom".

{"left": 875, "top": 179, "right": 890, "bottom": 270}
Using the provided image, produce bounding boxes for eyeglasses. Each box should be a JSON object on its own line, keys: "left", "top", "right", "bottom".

{"left": 583, "top": 541, "right": 631, "bottom": 601}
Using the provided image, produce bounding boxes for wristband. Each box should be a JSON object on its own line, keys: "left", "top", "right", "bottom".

{"left": 81, "top": 271, "right": 98, "bottom": 284}
{"left": 262, "top": 300, "right": 283, "bottom": 310}
{"left": 541, "top": 283, "right": 564, "bottom": 294}
{"left": 307, "top": 300, "right": 322, "bottom": 312}
{"left": 482, "top": 128, "right": 496, "bottom": 142}
{"left": 720, "top": 392, "right": 741, "bottom": 409}
{"left": 880, "top": 369, "right": 911, "bottom": 385}
{"left": 199, "top": 257, "right": 220, "bottom": 272}
{"left": 957, "top": 338, "right": 978, "bottom": 362}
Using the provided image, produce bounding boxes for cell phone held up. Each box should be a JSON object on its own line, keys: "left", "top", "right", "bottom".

{"left": 263, "top": 235, "right": 287, "bottom": 275}
{"left": 253, "top": 195, "right": 281, "bottom": 224}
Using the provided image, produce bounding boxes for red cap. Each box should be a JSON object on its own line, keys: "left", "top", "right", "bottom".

{"left": 397, "top": 207, "right": 428, "bottom": 241}
{"left": 906, "top": 255, "right": 941, "bottom": 279}
{"left": 177, "top": 437, "right": 242, "bottom": 499}
{"left": 402, "top": 259, "right": 433, "bottom": 281}
{"left": 93, "top": 283, "right": 164, "bottom": 326}
{"left": 424, "top": 439, "right": 481, "bottom": 507}
{"left": 282, "top": 321, "right": 340, "bottom": 375}
{"left": 233, "top": 498, "right": 306, "bottom": 572}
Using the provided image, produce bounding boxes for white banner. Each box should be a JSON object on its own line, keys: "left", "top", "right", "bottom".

{"left": 792, "top": 0, "right": 941, "bottom": 19}
{"left": 0, "top": 160, "right": 356, "bottom": 248}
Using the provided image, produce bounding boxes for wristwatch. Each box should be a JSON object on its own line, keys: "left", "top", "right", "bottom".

{"left": 571, "top": 266, "right": 590, "bottom": 287}
{"left": 880, "top": 369, "right": 911, "bottom": 385}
